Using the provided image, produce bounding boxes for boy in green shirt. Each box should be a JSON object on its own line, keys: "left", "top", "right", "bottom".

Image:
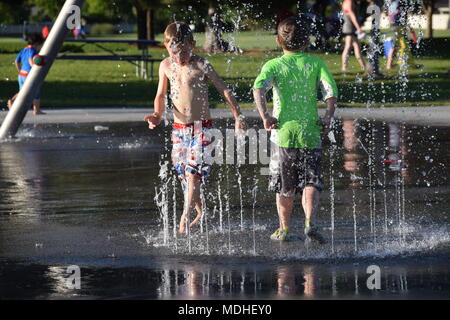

{"left": 253, "top": 16, "right": 338, "bottom": 243}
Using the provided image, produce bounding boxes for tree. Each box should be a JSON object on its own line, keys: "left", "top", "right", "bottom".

{"left": 29, "top": 0, "right": 65, "bottom": 18}
{"left": 423, "top": 0, "right": 434, "bottom": 38}
{"left": 130, "top": 0, "right": 163, "bottom": 42}
{"left": 28, "top": 0, "right": 134, "bottom": 24}
{"left": 201, "top": 0, "right": 304, "bottom": 53}
{"left": 0, "top": 0, "right": 30, "bottom": 24}
{"left": 84, "top": 0, "right": 134, "bottom": 23}
{"left": 203, "top": 0, "right": 232, "bottom": 53}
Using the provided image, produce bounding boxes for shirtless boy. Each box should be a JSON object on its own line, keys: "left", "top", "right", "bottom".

{"left": 144, "top": 22, "right": 245, "bottom": 234}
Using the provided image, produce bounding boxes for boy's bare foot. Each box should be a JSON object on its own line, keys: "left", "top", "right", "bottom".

{"left": 33, "top": 110, "right": 46, "bottom": 115}
{"left": 189, "top": 211, "right": 202, "bottom": 228}
{"left": 179, "top": 216, "right": 187, "bottom": 234}
{"left": 7, "top": 99, "right": 12, "bottom": 109}
{"left": 178, "top": 210, "right": 204, "bottom": 234}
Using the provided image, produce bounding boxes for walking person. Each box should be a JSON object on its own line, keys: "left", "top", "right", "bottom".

{"left": 7, "top": 34, "right": 45, "bottom": 115}
{"left": 341, "top": 0, "right": 367, "bottom": 73}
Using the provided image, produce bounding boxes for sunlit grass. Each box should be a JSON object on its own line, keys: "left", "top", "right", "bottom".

{"left": 1, "top": 34, "right": 449, "bottom": 108}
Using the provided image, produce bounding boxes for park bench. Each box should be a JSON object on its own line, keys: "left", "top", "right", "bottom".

{"left": 57, "top": 39, "right": 162, "bottom": 80}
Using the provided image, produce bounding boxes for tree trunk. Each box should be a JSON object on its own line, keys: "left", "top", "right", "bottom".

{"left": 203, "top": 0, "right": 230, "bottom": 53}
{"left": 425, "top": 1, "right": 433, "bottom": 39}
{"left": 297, "top": 0, "right": 307, "bottom": 13}
{"left": 146, "top": 8, "right": 154, "bottom": 40}
{"left": 136, "top": 8, "right": 147, "bottom": 49}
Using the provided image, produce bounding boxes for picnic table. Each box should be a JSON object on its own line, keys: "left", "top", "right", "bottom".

{"left": 57, "top": 39, "right": 162, "bottom": 79}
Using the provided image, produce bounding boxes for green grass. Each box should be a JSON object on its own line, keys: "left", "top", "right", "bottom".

{"left": 411, "top": 28, "right": 450, "bottom": 38}
{"left": 1, "top": 33, "right": 450, "bottom": 109}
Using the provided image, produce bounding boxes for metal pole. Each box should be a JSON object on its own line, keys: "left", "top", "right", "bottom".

{"left": 0, "top": 0, "right": 84, "bottom": 140}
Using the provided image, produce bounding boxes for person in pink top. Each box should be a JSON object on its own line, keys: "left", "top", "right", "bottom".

{"left": 341, "top": 0, "right": 367, "bottom": 73}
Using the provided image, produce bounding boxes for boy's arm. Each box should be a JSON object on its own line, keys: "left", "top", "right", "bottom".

{"left": 204, "top": 61, "right": 246, "bottom": 132}
{"left": 253, "top": 88, "right": 277, "bottom": 131}
{"left": 15, "top": 53, "right": 21, "bottom": 72}
{"left": 318, "top": 60, "right": 338, "bottom": 134}
{"left": 144, "top": 62, "right": 168, "bottom": 129}
{"left": 321, "top": 97, "right": 337, "bottom": 134}
{"left": 253, "top": 61, "right": 278, "bottom": 131}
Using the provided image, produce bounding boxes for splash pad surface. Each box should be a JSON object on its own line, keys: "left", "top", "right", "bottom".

{"left": 0, "top": 115, "right": 449, "bottom": 299}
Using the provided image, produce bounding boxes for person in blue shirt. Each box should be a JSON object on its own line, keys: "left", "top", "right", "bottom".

{"left": 7, "top": 34, "right": 45, "bottom": 115}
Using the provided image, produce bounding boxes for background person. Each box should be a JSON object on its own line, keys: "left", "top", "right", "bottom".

{"left": 341, "top": 0, "right": 367, "bottom": 73}
{"left": 385, "top": 0, "right": 421, "bottom": 71}
{"left": 7, "top": 34, "right": 45, "bottom": 115}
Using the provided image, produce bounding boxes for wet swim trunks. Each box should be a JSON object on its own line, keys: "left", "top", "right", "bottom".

{"left": 268, "top": 146, "right": 324, "bottom": 196}
{"left": 171, "top": 119, "right": 213, "bottom": 190}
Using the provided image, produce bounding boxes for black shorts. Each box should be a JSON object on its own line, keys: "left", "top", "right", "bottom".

{"left": 268, "top": 147, "right": 323, "bottom": 196}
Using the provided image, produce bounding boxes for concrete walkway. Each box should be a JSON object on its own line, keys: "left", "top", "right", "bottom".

{"left": 1, "top": 106, "right": 450, "bottom": 126}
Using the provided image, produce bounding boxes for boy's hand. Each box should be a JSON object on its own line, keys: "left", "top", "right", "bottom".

{"left": 318, "top": 117, "right": 331, "bottom": 134}
{"left": 263, "top": 115, "right": 278, "bottom": 131}
{"left": 144, "top": 113, "right": 162, "bottom": 129}
{"left": 235, "top": 114, "right": 247, "bottom": 136}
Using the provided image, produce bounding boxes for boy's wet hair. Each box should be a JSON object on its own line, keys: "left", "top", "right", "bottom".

{"left": 164, "top": 22, "right": 194, "bottom": 45}
{"left": 27, "top": 33, "right": 44, "bottom": 45}
{"left": 277, "top": 15, "right": 309, "bottom": 51}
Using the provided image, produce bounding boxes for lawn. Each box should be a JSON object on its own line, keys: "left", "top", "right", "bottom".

{"left": 1, "top": 32, "right": 449, "bottom": 109}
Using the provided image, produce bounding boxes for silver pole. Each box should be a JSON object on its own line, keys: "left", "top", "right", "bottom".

{"left": 0, "top": 0, "right": 85, "bottom": 139}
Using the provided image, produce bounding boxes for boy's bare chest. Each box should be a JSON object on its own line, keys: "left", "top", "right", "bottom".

{"left": 167, "top": 66, "right": 206, "bottom": 86}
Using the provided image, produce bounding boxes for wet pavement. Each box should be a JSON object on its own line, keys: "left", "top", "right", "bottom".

{"left": 1, "top": 106, "right": 450, "bottom": 126}
{"left": 0, "top": 118, "right": 449, "bottom": 299}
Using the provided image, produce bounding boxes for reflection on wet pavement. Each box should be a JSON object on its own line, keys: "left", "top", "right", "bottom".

{"left": 0, "top": 119, "right": 449, "bottom": 299}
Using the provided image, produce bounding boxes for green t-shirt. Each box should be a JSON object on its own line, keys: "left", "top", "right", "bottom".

{"left": 253, "top": 52, "right": 338, "bottom": 149}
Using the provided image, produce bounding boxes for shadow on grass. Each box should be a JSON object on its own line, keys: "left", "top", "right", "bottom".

{"left": 0, "top": 80, "right": 156, "bottom": 108}
{"left": 1, "top": 72, "right": 449, "bottom": 108}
